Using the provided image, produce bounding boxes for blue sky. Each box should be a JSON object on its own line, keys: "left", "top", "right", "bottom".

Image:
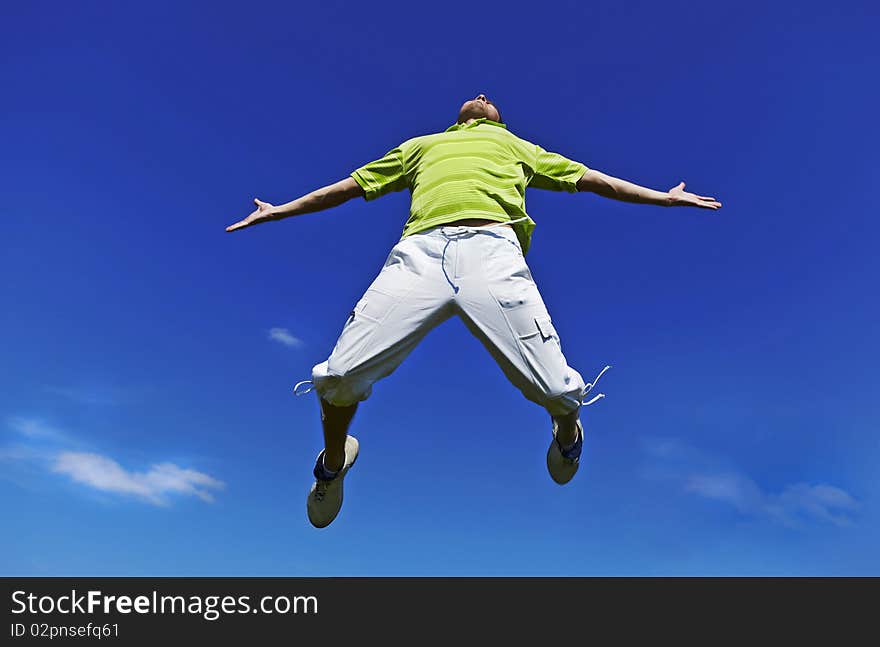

{"left": 2, "top": 0, "right": 877, "bottom": 575}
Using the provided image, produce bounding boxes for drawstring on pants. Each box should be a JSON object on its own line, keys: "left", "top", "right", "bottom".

{"left": 295, "top": 366, "right": 613, "bottom": 406}
{"left": 440, "top": 216, "right": 529, "bottom": 295}
{"left": 440, "top": 237, "right": 459, "bottom": 293}
{"left": 580, "top": 365, "right": 612, "bottom": 407}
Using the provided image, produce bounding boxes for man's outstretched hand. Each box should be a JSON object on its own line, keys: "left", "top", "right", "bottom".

{"left": 668, "top": 182, "right": 722, "bottom": 210}
{"left": 226, "top": 198, "right": 276, "bottom": 232}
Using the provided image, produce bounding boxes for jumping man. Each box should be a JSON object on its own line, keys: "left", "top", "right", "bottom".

{"left": 226, "top": 94, "right": 722, "bottom": 528}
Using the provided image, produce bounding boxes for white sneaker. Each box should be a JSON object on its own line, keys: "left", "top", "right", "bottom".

{"left": 546, "top": 419, "right": 583, "bottom": 485}
{"left": 307, "top": 435, "right": 359, "bottom": 528}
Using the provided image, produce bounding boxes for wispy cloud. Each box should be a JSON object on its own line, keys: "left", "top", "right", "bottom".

{"left": 7, "top": 417, "right": 68, "bottom": 442}
{"left": 4, "top": 416, "right": 224, "bottom": 506}
{"left": 0, "top": 444, "right": 48, "bottom": 462}
{"left": 52, "top": 452, "right": 225, "bottom": 506}
{"left": 642, "top": 438, "right": 860, "bottom": 528}
{"left": 268, "top": 327, "right": 303, "bottom": 348}
{"left": 44, "top": 385, "right": 144, "bottom": 406}
{"left": 684, "top": 472, "right": 764, "bottom": 514}
{"left": 767, "top": 483, "right": 860, "bottom": 528}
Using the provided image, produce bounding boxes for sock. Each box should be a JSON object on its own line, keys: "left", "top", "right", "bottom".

{"left": 559, "top": 427, "right": 582, "bottom": 460}
{"left": 321, "top": 455, "right": 339, "bottom": 478}
{"left": 313, "top": 453, "right": 339, "bottom": 481}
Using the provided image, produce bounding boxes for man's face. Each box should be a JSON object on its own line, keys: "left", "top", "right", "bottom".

{"left": 458, "top": 94, "right": 502, "bottom": 123}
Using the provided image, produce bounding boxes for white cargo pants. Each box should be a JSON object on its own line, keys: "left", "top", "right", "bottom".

{"left": 310, "top": 223, "right": 588, "bottom": 416}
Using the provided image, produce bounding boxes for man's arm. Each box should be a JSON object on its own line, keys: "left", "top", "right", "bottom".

{"left": 226, "top": 176, "right": 365, "bottom": 232}
{"left": 576, "top": 169, "right": 721, "bottom": 210}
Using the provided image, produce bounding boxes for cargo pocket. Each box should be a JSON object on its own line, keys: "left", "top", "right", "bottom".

{"left": 353, "top": 288, "right": 398, "bottom": 324}
{"left": 534, "top": 315, "right": 558, "bottom": 342}
{"left": 516, "top": 314, "right": 559, "bottom": 348}
{"left": 331, "top": 288, "right": 399, "bottom": 374}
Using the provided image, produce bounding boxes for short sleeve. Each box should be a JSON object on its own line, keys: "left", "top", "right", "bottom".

{"left": 527, "top": 144, "right": 588, "bottom": 192}
{"left": 350, "top": 146, "right": 408, "bottom": 201}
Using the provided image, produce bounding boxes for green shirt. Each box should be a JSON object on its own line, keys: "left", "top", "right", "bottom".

{"left": 350, "top": 118, "right": 588, "bottom": 254}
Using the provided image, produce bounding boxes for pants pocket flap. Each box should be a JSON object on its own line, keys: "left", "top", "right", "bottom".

{"left": 535, "top": 315, "right": 556, "bottom": 341}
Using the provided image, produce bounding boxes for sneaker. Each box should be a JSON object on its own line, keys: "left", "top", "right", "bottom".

{"left": 546, "top": 418, "right": 583, "bottom": 485}
{"left": 307, "top": 435, "right": 359, "bottom": 528}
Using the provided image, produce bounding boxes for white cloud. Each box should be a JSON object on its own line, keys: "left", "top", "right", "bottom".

{"left": 7, "top": 417, "right": 68, "bottom": 442}
{"left": 269, "top": 328, "right": 303, "bottom": 348}
{"left": 268, "top": 327, "right": 303, "bottom": 348}
{"left": 644, "top": 438, "right": 860, "bottom": 527}
{"left": 685, "top": 472, "right": 764, "bottom": 514}
{"left": 767, "top": 483, "right": 861, "bottom": 528}
{"left": 4, "top": 415, "right": 224, "bottom": 506}
{"left": 52, "top": 452, "right": 225, "bottom": 506}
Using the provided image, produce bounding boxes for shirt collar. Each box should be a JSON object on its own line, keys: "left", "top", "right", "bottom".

{"left": 445, "top": 117, "right": 508, "bottom": 132}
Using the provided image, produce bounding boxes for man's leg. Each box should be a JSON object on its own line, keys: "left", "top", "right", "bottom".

{"left": 311, "top": 233, "right": 455, "bottom": 415}
{"left": 306, "top": 230, "right": 455, "bottom": 526}
{"left": 455, "top": 229, "right": 586, "bottom": 412}
{"left": 320, "top": 398, "right": 357, "bottom": 472}
{"left": 453, "top": 227, "right": 588, "bottom": 481}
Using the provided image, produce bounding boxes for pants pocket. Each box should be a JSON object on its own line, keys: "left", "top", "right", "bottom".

{"left": 534, "top": 314, "right": 558, "bottom": 342}
{"left": 330, "top": 288, "right": 397, "bottom": 372}
{"left": 353, "top": 288, "right": 399, "bottom": 324}
{"left": 492, "top": 273, "right": 548, "bottom": 339}
{"left": 509, "top": 312, "right": 559, "bottom": 345}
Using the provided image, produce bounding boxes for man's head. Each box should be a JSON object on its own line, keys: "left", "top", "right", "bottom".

{"left": 457, "top": 94, "right": 503, "bottom": 124}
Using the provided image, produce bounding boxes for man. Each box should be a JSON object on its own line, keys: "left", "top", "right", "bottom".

{"left": 227, "top": 94, "right": 721, "bottom": 528}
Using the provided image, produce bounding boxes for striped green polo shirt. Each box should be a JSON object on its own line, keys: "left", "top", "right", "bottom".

{"left": 350, "top": 118, "right": 588, "bottom": 254}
